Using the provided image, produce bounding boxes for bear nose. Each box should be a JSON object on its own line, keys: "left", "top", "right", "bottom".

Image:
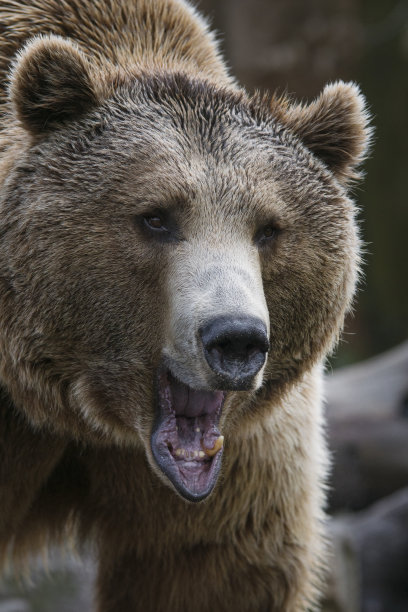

{"left": 200, "top": 315, "right": 269, "bottom": 389}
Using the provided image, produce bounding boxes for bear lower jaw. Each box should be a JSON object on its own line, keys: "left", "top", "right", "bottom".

{"left": 151, "top": 366, "right": 225, "bottom": 502}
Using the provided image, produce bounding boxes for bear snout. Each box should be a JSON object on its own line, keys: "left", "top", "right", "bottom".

{"left": 200, "top": 315, "right": 269, "bottom": 390}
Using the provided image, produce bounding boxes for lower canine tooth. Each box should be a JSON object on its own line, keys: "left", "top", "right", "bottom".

{"left": 202, "top": 435, "right": 224, "bottom": 457}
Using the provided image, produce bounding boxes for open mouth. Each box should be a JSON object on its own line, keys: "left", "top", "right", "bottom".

{"left": 151, "top": 367, "right": 225, "bottom": 502}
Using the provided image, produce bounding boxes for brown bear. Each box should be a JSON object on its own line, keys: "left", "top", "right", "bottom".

{"left": 0, "top": 0, "right": 371, "bottom": 610}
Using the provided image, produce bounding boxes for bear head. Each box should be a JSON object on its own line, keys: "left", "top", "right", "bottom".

{"left": 0, "top": 36, "right": 371, "bottom": 501}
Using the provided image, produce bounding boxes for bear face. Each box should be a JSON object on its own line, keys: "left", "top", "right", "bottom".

{"left": 0, "top": 36, "right": 370, "bottom": 502}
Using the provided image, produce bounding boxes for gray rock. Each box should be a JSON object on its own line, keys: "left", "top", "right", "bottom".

{"left": 0, "top": 553, "right": 94, "bottom": 612}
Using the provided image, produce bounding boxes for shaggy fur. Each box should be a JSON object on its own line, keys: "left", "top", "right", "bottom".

{"left": 0, "top": 1, "right": 371, "bottom": 610}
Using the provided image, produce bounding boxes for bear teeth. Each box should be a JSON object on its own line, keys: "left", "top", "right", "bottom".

{"left": 173, "top": 436, "right": 224, "bottom": 459}
{"left": 174, "top": 448, "right": 206, "bottom": 459}
{"left": 201, "top": 435, "right": 224, "bottom": 457}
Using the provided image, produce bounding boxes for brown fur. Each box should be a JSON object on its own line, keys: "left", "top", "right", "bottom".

{"left": 0, "top": 1, "right": 371, "bottom": 610}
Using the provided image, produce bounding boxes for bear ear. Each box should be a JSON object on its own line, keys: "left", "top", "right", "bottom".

{"left": 274, "top": 81, "right": 372, "bottom": 184}
{"left": 9, "top": 35, "right": 101, "bottom": 135}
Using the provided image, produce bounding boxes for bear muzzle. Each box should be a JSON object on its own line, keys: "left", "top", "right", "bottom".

{"left": 200, "top": 315, "right": 269, "bottom": 390}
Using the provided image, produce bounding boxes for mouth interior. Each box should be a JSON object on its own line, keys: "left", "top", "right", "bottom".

{"left": 151, "top": 369, "right": 225, "bottom": 502}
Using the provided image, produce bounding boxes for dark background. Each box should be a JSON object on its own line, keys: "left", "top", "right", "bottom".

{"left": 199, "top": 0, "right": 408, "bottom": 366}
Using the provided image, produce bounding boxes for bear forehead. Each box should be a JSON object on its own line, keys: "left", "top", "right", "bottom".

{"left": 106, "top": 75, "right": 318, "bottom": 177}
{"left": 22, "top": 73, "right": 343, "bottom": 227}
{"left": 40, "top": 98, "right": 324, "bottom": 198}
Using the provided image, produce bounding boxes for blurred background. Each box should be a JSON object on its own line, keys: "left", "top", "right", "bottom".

{"left": 200, "top": 0, "right": 408, "bottom": 368}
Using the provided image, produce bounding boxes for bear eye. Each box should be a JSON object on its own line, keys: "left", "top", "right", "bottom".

{"left": 144, "top": 215, "right": 167, "bottom": 232}
{"left": 263, "top": 225, "right": 276, "bottom": 238}
{"left": 255, "top": 222, "right": 280, "bottom": 245}
{"left": 138, "top": 210, "right": 181, "bottom": 243}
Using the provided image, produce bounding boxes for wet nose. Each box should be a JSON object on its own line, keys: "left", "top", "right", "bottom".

{"left": 200, "top": 315, "right": 269, "bottom": 389}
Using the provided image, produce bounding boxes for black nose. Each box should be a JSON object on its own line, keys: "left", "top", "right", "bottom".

{"left": 200, "top": 315, "right": 269, "bottom": 389}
